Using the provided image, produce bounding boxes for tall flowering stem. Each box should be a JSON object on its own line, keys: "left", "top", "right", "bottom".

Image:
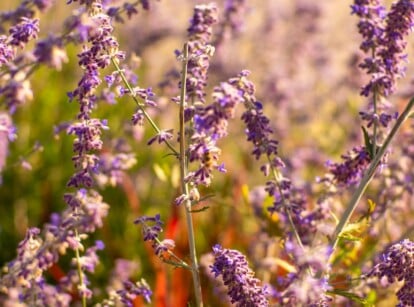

{"left": 330, "top": 0, "right": 414, "bottom": 253}
{"left": 330, "top": 97, "right": 414, "bottom": 252}
{"left": 239, "top": 78, "right": 305, "bottom": 251}
{"left": 351, "top": 0, "right": 387, "bottom": 157}
{"left": 110, "top": 58, "right": 179, "bottom": 157}
{"left": 178, "top": 42, "right": 203, "bottom": 307}
{"left": 65, "top": 1, "right": 126, "bottom": 304}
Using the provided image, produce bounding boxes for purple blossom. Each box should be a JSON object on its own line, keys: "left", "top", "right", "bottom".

{"left": 353, "top": 0, "right": 414, "bottom": 97}
{"left": 95, "top": 151, "right": 137, "bottom": 187}
{"left": 0, "top": 75, "right": 33, "bottom": 114}
{"left": 351, "top": 0, "right": 386, "bottom": 52}
{"left": 73, "top": 240, "right": 105, "bottom": 273}
{"left": 66, "top": 119, "right": 109, "bottom": 188}
{"left": 9, "top": 17, "right": 39, "bottom": 47}
{"left": 0, "top": 189, "right": 108, "bottom": 303}
{"left": 154, "top": 239, "right": 176, "bottom": 257}
{"left": 325, "top": 146, "right": 371, "bottom": 187}
{"left": 194, "top": 81, "right": 245, "bottom": 138}
{"left": 117, "top": 279, "right": 152, "bottom": 305}
{"left": 188, "top": 4, "right": 218, "bottom": 45}
{"left": 181, "top": 3, "right": 218, "bottom": 103}
{"left": 134, "top": 214, "right": 163, "bottom": 242}
{"left": 368, "top": 239, "right": 414, "bottom": 306}
{"left": 378, "top": 0, "right": 414, "bottom": 84}
{"left": 241, "top": 102, "right": 278, "bottom": 160}
{"left": 67, "top": 5, "right": 125, "bottom": 119}
{"left": 147, "top": 129, "right": 174, "bottom": 145}
{"left": 186, "top": 71, "right": 259, "bottom": 186}
{"left": 132, "top": 109, "right": 144, "bottom": 126}
{"left": 359, "top": 109, "right": 398, "bottom": 128}
{"left": 0, "top": 35, "right": 14, "bottom": 65}
{"left": 210, "top": 244, "right": 269, "bottom": 306}
{"left": 34, "top": 35, "right": 68, "bottom": 70}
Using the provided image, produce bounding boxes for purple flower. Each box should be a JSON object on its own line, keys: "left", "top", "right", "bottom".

{"left": 147, "top": 129, "right": 174, "bottom": 145}
{"left": 34, "top": 35, "right": 68, "bottom": 70}
{"left": 353, "top": 0, "right": 414, "bottom": 97}
{"left": 67, "top": 5, "right": 125, "bottom": 119}
{"left": 185, "top": 71, "right": 259, "bottom": 187}
{"left": 9, "top": 17, "right": 39, "bottom": 47}
{"left": 116, "top": 279, "right": 152, "bottom": 305}
{"left": 95, "top": 151, "right": 137, "bottom": 187}
{"left": 181, "top": 3, "right": 218, "bottom": 103}
{"left": 66, "top": 119, "right": 109, "bottom": 188}
{"left": 73, "top": 240, "right": 105, "bottom": 273}
{"left": 241, "top": 102, "right": 278, "bottom": 160}
{"left": 325, "top": 146, "right": 371, "bottom": 187}
{"left": 351, "top": 0, "right": 386, "bottom": 52}
{"left": 0, "top": 75, "right": 34, "bottom": 114}
{"left": 134, "top": 214, "right": 163, "bottom": 242}
{"left": 210, "top": 244, "right": 269, "bottom": 306}
{"left": 0, "top": 35, "right": 14, "bottom": 65}
{"left": 368, "top": 239, "right": 414, "bottom": 306}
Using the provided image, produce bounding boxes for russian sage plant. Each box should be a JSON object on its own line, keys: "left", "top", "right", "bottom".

{"left": 1, "top": 0, "right": 414, "bottom": 306}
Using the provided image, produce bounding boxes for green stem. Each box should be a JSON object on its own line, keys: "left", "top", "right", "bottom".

{"left": 372, "top": 89, "right": 378, "bottom": 157}
{"left": 266, "top": 155, "right": 305, "bottom": 251}
{"left": 178, "top": 43, "right": 203, "bottom": 307}
{"left": 74, "top": 228, "right": 87, "bottom": 307}
{"left": 330, "top": 97, "right": 414, "bottom": 253}
{"left": 110, "top": 57, "right": 179, "bottom": 157}
{"left": 371, "top": 47, "right": 378, "bottom": 157}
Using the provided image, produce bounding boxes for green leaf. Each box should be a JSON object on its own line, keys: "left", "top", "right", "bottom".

{"left": 361, "top": 126, "right": 374, "bottom": 159}
{"left": 328, "top": 289, "right": 368, "bottom": 305}
{"left": 189, "top": 206, "right": 210, "bottom": 213}
{"left": 338, "top": 218, "right": 370, "bottom": 241}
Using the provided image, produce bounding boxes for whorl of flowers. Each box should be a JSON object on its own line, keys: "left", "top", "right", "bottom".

{"left": 368, "top": 239, "right": 414, "bottom": 306}
{"left": 182, "top": 71, "right": 254, "bottom": 188}
{"left": 210, "top": 244, "right": 269, "bottom": 306}
{"left": 0, "top": 17, "right": 40, "bottom": 113}
{"left": 134, "top": 214, "right": 176, "bottom": 259}
{"left": 352, "top": 0, "right": 414, "bottom": 97}
{"left": 325, "top": 146, "right": 371, "bottom": 187}
{"left": 182, "top": 3, "right": 218, "bottom": 104}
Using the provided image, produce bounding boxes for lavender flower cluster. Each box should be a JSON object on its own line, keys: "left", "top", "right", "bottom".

{"left": 368, "top": 239, "right": 414, "bottom": 306}
{"left": 210, "top": 244, "right": 269, "bottom": 306}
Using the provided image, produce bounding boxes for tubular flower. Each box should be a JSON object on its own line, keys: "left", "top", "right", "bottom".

{"left": 210, "top": 244, "right": 269, "bottom": 306}
{"left": 368, "top": 239, "right": 414, "bottom": 306}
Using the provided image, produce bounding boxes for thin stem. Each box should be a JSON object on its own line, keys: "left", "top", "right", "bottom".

{"left": 110, "top": 57, "right": 179, "bottom": 156}
{"left": 372, "top": 89, "right": 378, "bottom": 156}
{"left": 179, "top": 42, "right": 203, "bottom": 307}
{"left": 330, "top": 97, "right": 414, "bottom": 253}
{"left": 371, "top": 48, "right": 378, "bottom": 157}
{"left": 266, "top": 155, "right": 305, "bottom": 251}
{"left": 74, "top": 227, "right": 87, "bottom": 307}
